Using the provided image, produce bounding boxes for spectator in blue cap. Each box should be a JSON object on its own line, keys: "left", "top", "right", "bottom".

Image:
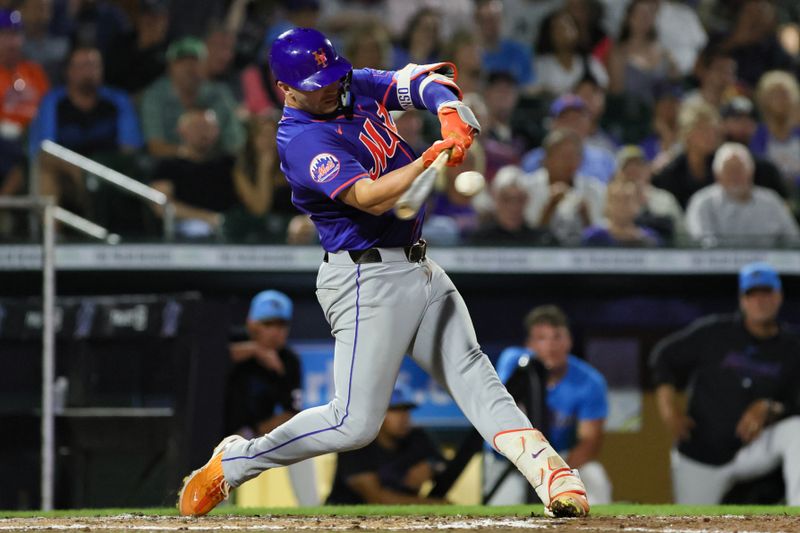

{"left": 650, "top": 261, "right": 800, "bottom": 505}
{"left": 521, "top": 94, "right": 616, "bottom": 184}
{"left": 224, "top": 289, "right": 319, "bottom": 505}
{"left": 326, "top": 384, "right": 447, "bottom": 505}
{"left": 225, "top": 289, "right": 297, "bottom": 437}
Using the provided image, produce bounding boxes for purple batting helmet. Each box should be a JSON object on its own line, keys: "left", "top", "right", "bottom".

{"left": 268, "top": 27, "right": 352, "bottom": 91}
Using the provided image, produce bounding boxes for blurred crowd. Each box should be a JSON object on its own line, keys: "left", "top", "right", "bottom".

{"left": 1, "top": 0, "right": 800, "bottom": 246}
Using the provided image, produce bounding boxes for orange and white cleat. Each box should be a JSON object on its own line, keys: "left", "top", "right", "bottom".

{"left": 493, "top": 428, "right": 589, "bottom": 518}
{"left": 178, "top": 435, "right": 244, "bottom": 516}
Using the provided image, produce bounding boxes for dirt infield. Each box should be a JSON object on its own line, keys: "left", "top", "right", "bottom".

{"left": 1, "top": 514, "right": 799, "bottom": 533}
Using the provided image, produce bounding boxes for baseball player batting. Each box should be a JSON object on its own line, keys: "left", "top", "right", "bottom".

{"left": 178, "top": 27, "right": 588, "bottom": 518}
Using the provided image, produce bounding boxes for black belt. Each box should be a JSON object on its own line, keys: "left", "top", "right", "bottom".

{"left": 324, "top": 239, "right": 427, "bottom": 264}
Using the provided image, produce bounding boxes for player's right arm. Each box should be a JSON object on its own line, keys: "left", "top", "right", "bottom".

{"left": 354, "top": 67, "right": 480, "bottom": 166}
{"left": 340, "top": 158, "right": 424, "bottom": 215}
{"left": 342, "top": 138, "right": 461, "bottom": 214}
{"left": 283, "top": 134, "right": 455, "bottom": 216}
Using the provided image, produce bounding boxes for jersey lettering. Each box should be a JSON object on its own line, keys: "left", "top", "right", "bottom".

{"left": 358, "top": 117, "right": 399, "bottom": 180}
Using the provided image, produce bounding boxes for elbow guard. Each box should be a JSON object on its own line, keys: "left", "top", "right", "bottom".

{"left": 394, "top": 62, "right": 462, "bottom": 111}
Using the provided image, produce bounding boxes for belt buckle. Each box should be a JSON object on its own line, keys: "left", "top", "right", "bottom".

{"left": 407, "top": 241, "right": 426, "bottom": 262}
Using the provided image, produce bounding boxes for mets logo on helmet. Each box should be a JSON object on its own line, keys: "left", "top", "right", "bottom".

{"left": 309, "top": 153, "right": 340, "bottom": 183}
{"left": 312, "top": 48, "right": 328, "bottom": 67}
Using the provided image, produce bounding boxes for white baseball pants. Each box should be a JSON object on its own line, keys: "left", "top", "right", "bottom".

{"left": 671, "top": 416, "right": 800, "bottom": 505}
{"left": 221, "top": 251, "right": 532, "bottom": 487}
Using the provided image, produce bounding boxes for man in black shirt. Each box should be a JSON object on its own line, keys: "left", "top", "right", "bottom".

{"left": 225, "top": 290, "right": 302, "bottom": 437}
{"left": 224, "top": 290, "right": 318, "bottom": 505}
{"left": 326, "top": 386, "right": 447, "bottom": 505}
{"left": 150, "top": 108, "right": 240, "bottom": 238}
{"left": 650, "top": 262, "right": 800, "bottom": 504}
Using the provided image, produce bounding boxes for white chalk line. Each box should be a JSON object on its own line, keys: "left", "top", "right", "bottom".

{"left": 0, "top": 515, "right": 791, "bottom": 533}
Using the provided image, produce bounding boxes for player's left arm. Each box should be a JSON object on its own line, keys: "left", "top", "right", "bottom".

{"left": 356, "top": 66, "right": 481, "bottom": 165}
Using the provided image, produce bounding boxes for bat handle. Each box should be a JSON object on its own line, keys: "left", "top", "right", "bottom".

{"left": 430, "top": 148, "right": 451, "bottom": 170}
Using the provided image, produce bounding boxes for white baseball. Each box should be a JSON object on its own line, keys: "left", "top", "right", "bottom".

{"left": 454, "top": 171, "right": 486, "bottom": 197}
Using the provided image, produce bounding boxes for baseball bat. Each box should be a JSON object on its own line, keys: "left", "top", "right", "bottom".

{"left": 394, "top": 150, "right": 450, "bottom": 220}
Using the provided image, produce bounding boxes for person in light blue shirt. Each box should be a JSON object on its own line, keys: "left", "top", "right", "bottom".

{"left": 475, "top": 0, "right": 534, "bottom": 88}
{"left": 521, "top": 95, "right": 616, "bottom": 183}
{"left": 486, "top": 305, "right": 612, "bottom": 505}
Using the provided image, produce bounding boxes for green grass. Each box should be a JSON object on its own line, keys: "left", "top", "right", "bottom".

{"left": 2, "top": 504, "right": 799, "bottom": 519}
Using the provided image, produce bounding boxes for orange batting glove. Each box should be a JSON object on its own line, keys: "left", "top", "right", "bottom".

{"left": 422, "top": 138, "right": 466, "bottom": 167}
{"left": 438, "top": 101, "right": 481, "bottom": 150}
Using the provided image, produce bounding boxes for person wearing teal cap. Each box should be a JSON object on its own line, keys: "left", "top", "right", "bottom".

{"left": 651, "top": 261, "right": 800, "bottom": 505}
{"left": 224, "top": 290, "right": 319, "bottom": 505}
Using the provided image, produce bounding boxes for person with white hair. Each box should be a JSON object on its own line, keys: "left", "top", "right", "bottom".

{"left": 751, "top": 70, "right": 800, "bottom": 192}
{"left": 685, "top": 142, "right": 799, "bottom": 246}
{"left": 470, "top": 165, "right": 556, "bottom": 245}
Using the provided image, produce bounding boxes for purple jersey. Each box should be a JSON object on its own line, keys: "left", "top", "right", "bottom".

{"left": 277, "top": 65, "right": 460, "bottom": 252}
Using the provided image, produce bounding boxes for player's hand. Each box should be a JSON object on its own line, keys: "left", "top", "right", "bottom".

{"left": 422, "top": 138, "right": 467, "bottom": 167}
{"left": 666, "top": 412, "right": 695, "bottom": 442}
{"left": 438, "top": 101, "right": 481, "bottom": 148}
{"left": 735, "top": 399, "right": 770, "bottom": 443}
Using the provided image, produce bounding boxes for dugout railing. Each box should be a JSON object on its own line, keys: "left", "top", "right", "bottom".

{"left": 34, "top": 141, "right": 177, "bottom": 242}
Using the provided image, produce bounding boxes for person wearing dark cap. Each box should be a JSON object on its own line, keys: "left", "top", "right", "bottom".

{"left": 326, "top": 385, "right": 447, "bottom": 505}
{"left": 0, "top": 9, "right": 49, "bottom": 141}
{"left": 521, "top": 94, "right": 616, "bottom": 184}
{"left": 139, "top": 36, "right": 244, "bottom": 158}
{"left": 720, "top": 96, "right": 787, "bottom": 201}
{"left": 650, "top": 262, "right": 800, "bottom": 504}
{"left": 104, "top": 0, "right": 171, "bottom": 94}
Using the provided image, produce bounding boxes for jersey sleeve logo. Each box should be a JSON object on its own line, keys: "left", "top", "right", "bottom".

{"left": 309, "top": 153, "right": 341, "bottom": 183}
